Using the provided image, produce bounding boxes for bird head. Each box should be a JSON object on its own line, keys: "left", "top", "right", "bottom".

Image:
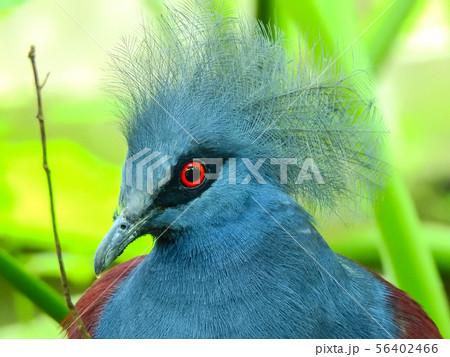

{"left": 94, "top": 2, "right": 385, "bottom": 275}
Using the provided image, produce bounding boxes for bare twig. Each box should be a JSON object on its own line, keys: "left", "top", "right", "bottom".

{"left": 28, "top": 45, "right": 91, "bottom": 339}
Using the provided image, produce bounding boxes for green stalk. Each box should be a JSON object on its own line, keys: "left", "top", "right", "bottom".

{"left": 0, "top": 249, "right": 69, "bottom": 323}
{"left": 376, "top": 174, "right": 450, "bottom": 337}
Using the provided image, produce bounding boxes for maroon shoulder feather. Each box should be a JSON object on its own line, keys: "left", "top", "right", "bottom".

{"left": 380, "top": 275, "right": 442, "bottom": 338}
{"left": 61, "top": 255, "right": 146, "bottom": 339}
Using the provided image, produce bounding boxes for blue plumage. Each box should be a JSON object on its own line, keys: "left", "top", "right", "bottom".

{"left": 67, "top": 1, "right": 441, "bottom": 339}
{"left": 96, "top": 182, "right": 398, "bottom": 338}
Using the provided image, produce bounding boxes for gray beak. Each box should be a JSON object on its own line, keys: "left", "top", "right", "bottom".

{"left": 94, "top": 212, "right": 148, "bottom": 276}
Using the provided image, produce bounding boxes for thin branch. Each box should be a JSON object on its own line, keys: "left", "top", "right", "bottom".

{"left": 28, "top": 45, "right": 91, "bottom": 339}
{"left": 40, "top": 71, "right": 51, "bottom": 89}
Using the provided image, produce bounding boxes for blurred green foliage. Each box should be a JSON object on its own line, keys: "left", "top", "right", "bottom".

{"left": 0, "top": 0, "right": 449, "bottom": 338}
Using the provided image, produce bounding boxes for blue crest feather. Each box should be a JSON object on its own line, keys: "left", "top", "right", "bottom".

{"left": 109, "top": 0, "right": 386, "bottom": 212}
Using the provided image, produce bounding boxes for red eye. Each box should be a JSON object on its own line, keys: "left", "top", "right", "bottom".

{"left": 181, "top": 161, "right": 206, "bottom": 187}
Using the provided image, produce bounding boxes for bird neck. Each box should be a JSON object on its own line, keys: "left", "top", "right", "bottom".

{"left": 146, "top": 188, "right": 333, "bottom": 271}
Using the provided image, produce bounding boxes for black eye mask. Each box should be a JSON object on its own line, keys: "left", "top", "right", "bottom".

{"left": 153, "top": 148, "right": 228, "bottom": 208}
